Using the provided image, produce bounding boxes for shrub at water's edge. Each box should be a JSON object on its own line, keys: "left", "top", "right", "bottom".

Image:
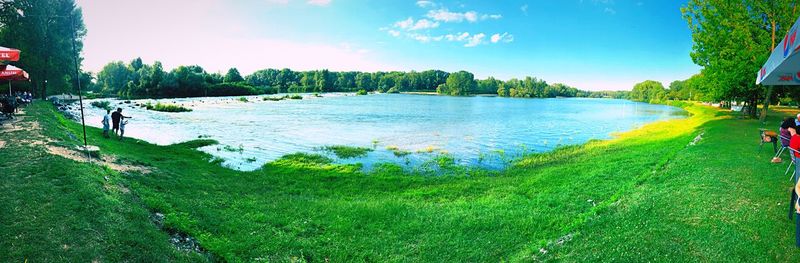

{"left": 144, "top": 102, "right": 192, "bottom": 112}
{"left": 90, "top": 100, "right": 112, "bottom": 111}
{"left": 356, "top": 89, "right": 368, "bottom": 95}
{"left": 206, "top": 82, "right": 262, "bottom": 97}
{"left": 323, "top": 145, "right": 373, "bottom": 159}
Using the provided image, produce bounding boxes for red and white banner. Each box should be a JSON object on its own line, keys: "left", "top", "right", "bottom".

{"left": 0, "top": 46, "right": 20, "bottom": 62}
{"left": 0, "top": 65, "right": 29, "bottom": 80}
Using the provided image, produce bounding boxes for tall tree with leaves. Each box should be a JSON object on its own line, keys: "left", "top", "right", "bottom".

{"left": 683, "top": 0, "right": 798, "bottom": 119}
{"left": 224, "top": 67, "right": 244, "bottom": 83}
{"left": 0, "top": 0, "right": 86, "bottom": 99}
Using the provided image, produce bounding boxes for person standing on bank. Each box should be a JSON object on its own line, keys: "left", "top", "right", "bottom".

{"left": 119, "top": 119, "right": 129, "bottom": 141}
{"left": 101, "top": 109, "right": 111, "bottom": 138}
{"left": 111, "top": 108, "right": 131, "bottom": 137}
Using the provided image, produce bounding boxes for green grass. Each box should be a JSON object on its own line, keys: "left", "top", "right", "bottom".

{"left": 4, "top": 101, "right": 800, "bottom": 261}
{"left": 322, "top": 145, "right": 373, "bottom": 159}
{"left": 145, "top": 102, "right": 192, "bottom": 112}
{"left": 0, "top": 103, "right": 209, "bottom": 262}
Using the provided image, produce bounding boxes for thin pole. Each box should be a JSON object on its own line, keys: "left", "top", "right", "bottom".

{"left": 69, "top": 15, "right": 89, "bottom": 158}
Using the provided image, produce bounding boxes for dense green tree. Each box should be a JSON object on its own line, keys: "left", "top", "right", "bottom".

{"left": 355, "top": 73, "right": 373, "bottom": 91}
{"left": 224, "top": 68, "right": 244, "bottom": 83}
{"left": 0, "top": 0, "right": 86, "bottom": 98}
{"left": 630, "top": 80, "right": 667, "bottom": 102}
{"left": 682, "top": 0, "right": 799, "bottom": 119}
{"left": 437, "top": 71, "right": 476, "bottom": 96}
{"left": 96, "top": 61, "right": 131, "bottom": 94}
{"left": 94, "top": 58, "right": 613, "bottom": 99}
{"left": 477, "top": 77, "right": 501, "bottom": 94}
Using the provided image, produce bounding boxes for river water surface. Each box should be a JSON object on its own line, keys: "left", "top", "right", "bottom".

{"left": 71, "top": 93, "right": 686, "bottom": 171}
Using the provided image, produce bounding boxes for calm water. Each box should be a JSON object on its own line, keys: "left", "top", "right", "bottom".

{"left": 70, "top": 94, "right": 686, "bottom": 171}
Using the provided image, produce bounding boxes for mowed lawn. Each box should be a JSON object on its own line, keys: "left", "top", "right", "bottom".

{"left": 2, "top": 101, "right": 799, "bottom": 262}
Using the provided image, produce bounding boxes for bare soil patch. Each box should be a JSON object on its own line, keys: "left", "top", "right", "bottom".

{"left": 44, "top": 145, "right": 151, "bottom": 174}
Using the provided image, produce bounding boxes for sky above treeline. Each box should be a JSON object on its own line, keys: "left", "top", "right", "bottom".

{"left": 74, "top": 0, "right": 700, "bottom": 91}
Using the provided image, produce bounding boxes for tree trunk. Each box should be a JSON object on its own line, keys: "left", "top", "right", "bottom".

{"left": 761, "top": 85, "right": 775, "bottom": 122}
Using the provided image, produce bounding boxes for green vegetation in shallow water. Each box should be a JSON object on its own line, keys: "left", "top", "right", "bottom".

{"left": 238, "top": 97, "right": 249, "bottom": 102}
{"left": 356, "top": 89, "right": 368, "bottom": 95}
{"left": 263, "top": 96, "right": 284, "bottom": 101}
{"left": 391, "top": 148, "right": 411, "bottom": 157}
{"left": 417, "top": 145, "right": 440, "bottom": 153}
{"left": 222, "top": 144, "right": 244, "bottom": 153}
{"left": 144, "top": 102, "right": 192, "bottom": 113}
{"left": 322, "top": 145, "right": 373, "bottom": 159}
{"left": 289, "top": 94, "right": 303, "bottom": 100}
{"left": 90, "top": 100, "right": 112, "bottom": 111}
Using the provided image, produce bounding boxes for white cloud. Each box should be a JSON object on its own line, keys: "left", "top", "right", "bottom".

{"left": 464, "top": 33, "right": 485, "bottom": 47}
{"left": 481, "top": 14, "right": 502, "bottom": 20}
{"left": 393, "top": 17, "right": 439, "bottom": 31}
{"left": 393, "top": 17, "right": 440, "bottom": 31}
{"left": 307, "top": 0, "right": 331, "bottom": 6}
{"left": 394, "top": 17, "right": 414, "bottom": 30}
{"left": 412, "top": 34, "right": 432, "bottom": 43}
{"left": 490, "top": 32, "right": 513, "bottom": 43}
{"left": 266, "top": 0, "right": 289, "bottom": 4}
{"left": 520, "top": 4, "right": 528, "bottom": 15}
{"left": 445, "top": 32, "right": 470, "bottom": 41}
{"left": 410, "top": 19, "right": 439, "bottom": 30}
{"left": 426, "top": 9, "right": 479, "bottom": 23}
{"left": 416, "top": 0, "right": 436, "bottom": 8}
{"left": 388, "top": 30, "right": 401, "bottom": 37}
{"left": 603, "top": 7, "right": 616, "bottom": 14}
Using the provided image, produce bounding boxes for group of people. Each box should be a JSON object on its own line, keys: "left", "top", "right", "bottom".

{"left": 777, "top": 114, "right": 800, "bottom": 247}
{"left": 101, "top": 107, "right": 131, "bottom": 140}
{"left": 1, "top": 91, "right": 32, "bottom": 119}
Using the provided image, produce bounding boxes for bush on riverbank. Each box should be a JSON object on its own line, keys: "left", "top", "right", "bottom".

{"left": 144, "top": 102, "right": 192, "bottom": 112}
{"left": 206, "top": 82, "right": 260, "bottom": 97}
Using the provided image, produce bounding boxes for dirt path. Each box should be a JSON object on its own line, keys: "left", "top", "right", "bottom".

{"left": 3, "top": 107, "right": 151, "bottom": 174}
{"left": 44, "top": 145, "right": 152, "bottom": 174}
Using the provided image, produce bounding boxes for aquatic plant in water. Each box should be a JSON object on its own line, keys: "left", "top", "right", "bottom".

{"left": 322, "top": 145, "right": 373, "bottom": 159}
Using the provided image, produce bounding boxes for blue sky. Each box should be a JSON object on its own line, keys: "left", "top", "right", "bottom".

{"left": 76, "top": 0, "right": 700, "bottom": 91}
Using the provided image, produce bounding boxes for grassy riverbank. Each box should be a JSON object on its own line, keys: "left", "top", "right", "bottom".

{"left": 2, "top": 101, "right": 799, "bottom": 261}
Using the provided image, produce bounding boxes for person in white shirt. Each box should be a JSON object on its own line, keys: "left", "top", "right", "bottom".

{"left": 101, "top": 109, "right": 111, "bottom": 138}
{"left": 119, "top": 119, "right": 129, "bottom": 141}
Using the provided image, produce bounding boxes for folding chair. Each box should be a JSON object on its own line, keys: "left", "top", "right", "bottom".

{"left": 778, "top": 134, "right": 791, "bottom": 158}
{"left": 760, "top": 128, "right": 779, "bottom": 153}
{"left": 787, "top": 147, "right": 800, "bottom": 181}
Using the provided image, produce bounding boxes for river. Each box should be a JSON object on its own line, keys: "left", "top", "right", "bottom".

{"left": 70, "top": 93, "right": 687, "bottom": 171}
